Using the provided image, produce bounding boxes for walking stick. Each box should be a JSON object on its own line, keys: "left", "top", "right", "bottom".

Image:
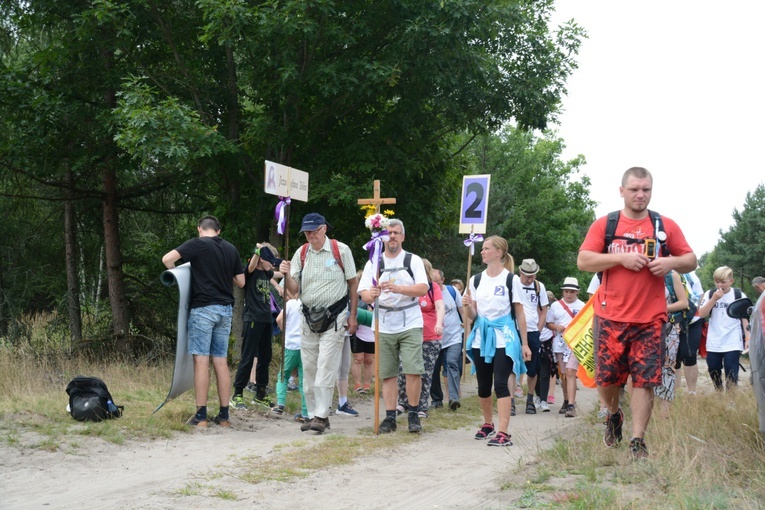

{"left": 461, "top": 229, "right": 482, "bottom": 381}
{"left": 373, "top": 292, "right": 380, "bottom": 435}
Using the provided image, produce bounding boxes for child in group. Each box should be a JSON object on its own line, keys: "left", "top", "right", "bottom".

{"left": 698, "top": 266, "right": 750, "bottom": 390}
{"left": 272, "top": 292, "right": 309, "bottom": 422}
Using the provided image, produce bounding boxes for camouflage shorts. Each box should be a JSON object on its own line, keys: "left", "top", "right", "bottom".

{"left": 593, "top": 317, "right": 665, "bottom": 388}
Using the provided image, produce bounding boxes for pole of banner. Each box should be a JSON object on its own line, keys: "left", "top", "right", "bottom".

{"left": 280, "top": 201, "right": 291, "bottom": 396}
{"left": 461, "top": 227, "right": 474, "bottom": 382}
{"left": 373, "top": 288, "right": 380, "bottom": 435}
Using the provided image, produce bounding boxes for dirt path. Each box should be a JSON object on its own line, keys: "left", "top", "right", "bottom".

{"left": 1, "top": 384, "right": 599, "bottom": 509}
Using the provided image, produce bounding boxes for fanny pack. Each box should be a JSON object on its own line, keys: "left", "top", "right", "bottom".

{"left": 302, "top": 296, "right": 348, "bottom": 334}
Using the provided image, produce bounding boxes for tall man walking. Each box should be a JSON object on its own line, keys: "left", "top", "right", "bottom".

{"left": 280, "top": 213, "right": 357, "bottom": 434}
{"left": 578, "top": 167, "right": 696, "bottom": 459}
{"left": 162, "top": 215, "right": 245, "bottom": 428}
{"left": 359, "top": 219, "right": 429, "bottom": 434}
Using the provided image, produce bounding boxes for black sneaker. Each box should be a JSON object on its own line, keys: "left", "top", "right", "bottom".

{"left": 449, "top": 400, "right": 461, "bottom": 411}
{"left": 604, "top": 408, "right": 624, "bottom": 447}
{"left": 379, "top": 416, "right": 397, "bottom": 433}
{"left": 558, "top": 400, "right": 569, "bottom": 414}
{"left": 432, "top": 401, "right": 443, "bottom": 409}
{"left": 630, "top": 437, "right": 649, "bottom": 460}
{"left": 408, "top": 412, "right": 422, "bottom": 433}
{"left": 564, "top": 404, "right": 576, "bottom": 418}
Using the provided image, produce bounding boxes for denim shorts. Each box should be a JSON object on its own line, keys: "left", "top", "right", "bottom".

{"left": 187, "top": 304, "right": 233, "bottom": 357}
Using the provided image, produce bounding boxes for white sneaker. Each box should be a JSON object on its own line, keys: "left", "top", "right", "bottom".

{"left": 539, "top": 400, "right": 550, "bottom": 412}
{"left": 597, "top": 405, "right": 608, "bottom": 419}
{"left": 533, "top": 396, "right": 541, "bottom": 410}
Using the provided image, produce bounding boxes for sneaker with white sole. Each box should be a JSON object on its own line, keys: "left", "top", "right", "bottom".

{"left": 539, "top": 400, "right": 550, "bottom": 412}
{"left": 487, "top": 431, "right": 513, "bottom": 447}
{"left": 229, "top": 395, "right": 247, "bottom": 410}
{"left": 533, "top": 396, "right": 541, "bottom": 410}
{"left": 336, "top": 402, "right": 359, "bottom": 417}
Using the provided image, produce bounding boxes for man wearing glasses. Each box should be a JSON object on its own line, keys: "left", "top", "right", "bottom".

{"left": 359, "top": 219, "right": 429, "bottom": 434}
{"left": 280, "top": 213, "right": 358, "bottom": 433}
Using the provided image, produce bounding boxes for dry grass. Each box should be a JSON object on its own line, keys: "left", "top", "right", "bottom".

{"left": 531, "top": 389, "right": 765, "bottom": 509}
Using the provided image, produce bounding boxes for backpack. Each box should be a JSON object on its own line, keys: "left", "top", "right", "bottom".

{"left": 380, "top": 251, "right": 413, "bottom": 280}
{"left": 600, "top": 210, "right": 669, "bottom": 280}
{"left": 300, "top": 239, "right": 344, "bottom": 272}
{"left": 65, "top": 376, "right": 123, "bottom": 422}
{"left": 472, "top": 271, "right": 516, "bottom": 321}
{"left": 664, "top": 272, "right": 697, "bottom": 329}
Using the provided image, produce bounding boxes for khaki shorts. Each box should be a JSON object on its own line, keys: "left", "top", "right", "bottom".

{"left": 379, "top": 329, "right": 424, "bottom": 379}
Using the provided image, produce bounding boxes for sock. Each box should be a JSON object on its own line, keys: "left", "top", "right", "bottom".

{"left": 408, "top": 404, "right": 420, "bottom": 414}
{"left": 527, "top": 393, "right": 534, "bottom": 402}
{"left": 195, "top": 406, "right": 207, "bottom": 420}
{"left": 219, "top": 406, "right": 229, "bottom": 420}
{"left": 386, "top": 410, "right": 397, "bottom": 419}
{"left": 339, "top": 396, "right": 348, "bottom": 407}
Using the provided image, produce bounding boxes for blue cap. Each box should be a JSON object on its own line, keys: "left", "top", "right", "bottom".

{"left": 299, "top": 213, "right": 329, "bottom": 232}
{"left": 255, "top": 245, "right": 283, "bottom": 267}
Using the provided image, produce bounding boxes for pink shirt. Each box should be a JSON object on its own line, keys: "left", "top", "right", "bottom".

{"left": 420, "top": 283, "right": 443, "bottom": 341}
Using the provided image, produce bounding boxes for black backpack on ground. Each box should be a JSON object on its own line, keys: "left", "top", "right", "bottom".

{"left": 65, "top": 376, "right": 123, "bottom": 422}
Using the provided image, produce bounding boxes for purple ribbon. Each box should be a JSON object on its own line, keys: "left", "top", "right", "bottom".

{"left": 463, "top": 233, "right": 484, "bottom": 255}
{"left": 275, "top": 196, "right": 291, "bottom": 235}
{"left": 363, "top": 230, "right": 389, "bottom": 285}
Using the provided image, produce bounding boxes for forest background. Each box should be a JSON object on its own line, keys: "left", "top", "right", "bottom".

{"left": 1, "top": 0, "right": 763, "bottom": 355}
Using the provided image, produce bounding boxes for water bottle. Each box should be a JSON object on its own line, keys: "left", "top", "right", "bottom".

{"left": 107, "top": 400, "right": 118, "bottom": 414}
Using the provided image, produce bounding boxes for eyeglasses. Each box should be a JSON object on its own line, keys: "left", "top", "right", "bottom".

{"left": 388, "top": 230, "right": 404, "bottom": 237}
{"left": 303, "top": 226, "right": 325, "bottom": 236}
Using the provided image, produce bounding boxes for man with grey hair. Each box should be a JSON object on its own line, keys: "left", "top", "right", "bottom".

{"left": 359, "top": 218, "right": 429, "bottom": 434}
{"left": 753, "top": 276, "right": 765, "bottom": 296}
{"left": 280, "top": 213, "right": 358, "bottom": 434}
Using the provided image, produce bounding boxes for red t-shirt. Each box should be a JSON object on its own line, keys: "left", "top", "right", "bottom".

{"left": 579, "top": 213, "right": 693, "bottom": 323}
{"left": 420, "top": 283, "right": 443, "bottom": 341}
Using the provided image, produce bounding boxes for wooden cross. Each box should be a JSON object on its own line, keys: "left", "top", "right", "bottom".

{"left": 357, "top": 179, "right": 396, "bottom": 214}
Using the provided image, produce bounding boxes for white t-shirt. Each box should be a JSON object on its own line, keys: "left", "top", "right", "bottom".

{"left": 355, "top": 323, "right": 375, "bottom": 342}
{"left": 685, "top": 271, "right": 704, "bottom": 324}
{"left": 548, "top": 298, "right": 585, "bottom": 357}
{"left": 467, "top": 269, "right": 522, "bottom": 349}
{"left": 284, "top": 299, "right": 302, "bottom": 350}
{"left": 440, "top": 284, "right": 464, "bottom": 348}
{"left": 358, "top": 250, "right": 428, "bottom": 334}
{"left": 704, "top": 288, "right": 747, "bottom": 352}
{"left": 513, "top": 275, "right": 549, "bottom": 332}
{"left": 587, "top": 274, "right": 601, "bottom": 296}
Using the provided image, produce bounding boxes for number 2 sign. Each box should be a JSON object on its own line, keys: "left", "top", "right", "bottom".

{"left": 459, "top": 174, "right": 490, "bottom": 234}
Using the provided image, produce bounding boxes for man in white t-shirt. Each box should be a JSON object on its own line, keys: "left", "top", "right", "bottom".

{"left": 430, "top": 268, "right": 464, "bottom": 411}
{"left": 514, "top": 259, "right": 550, "bottom": 415}
{"left": 359, "top": 219, "right": 429, "bottom": 434}
{"left": 547, "top": 277, "right": 585, "bottom": 417}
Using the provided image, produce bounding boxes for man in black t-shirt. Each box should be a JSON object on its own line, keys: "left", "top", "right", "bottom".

{"left": 162, "top": 216, "right": 245, "bottom": 428}
{"left": 231, "top": 243, "right": 284, "bottom": 410}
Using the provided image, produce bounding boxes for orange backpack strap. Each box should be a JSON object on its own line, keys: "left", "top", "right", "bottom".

{"left": 300, "top": 240, "right": 344, "bottom": 272}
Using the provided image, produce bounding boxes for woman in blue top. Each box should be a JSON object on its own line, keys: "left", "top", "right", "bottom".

{"left": 462, "top": 236, "right": 530, "bottom": 446}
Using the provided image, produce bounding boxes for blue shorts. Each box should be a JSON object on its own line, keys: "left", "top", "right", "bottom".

{"left": 187, "top": 304, "right": 233, "bottom": 358}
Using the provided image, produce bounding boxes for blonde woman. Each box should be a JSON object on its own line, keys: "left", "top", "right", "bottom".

{"left": 462, "top": 236, "right": 530, "bottom": 446}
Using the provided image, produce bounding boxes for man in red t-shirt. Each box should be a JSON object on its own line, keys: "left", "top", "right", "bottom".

{"left": 578, "top": 167, "right": 696, "bottom": 459}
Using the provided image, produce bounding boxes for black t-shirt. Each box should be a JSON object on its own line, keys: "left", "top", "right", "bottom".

{"left": 243, "top": 267, "right": 275, "bottom": 323}
{"left": 175, "top": 236, "right": 243, "bottom": 309}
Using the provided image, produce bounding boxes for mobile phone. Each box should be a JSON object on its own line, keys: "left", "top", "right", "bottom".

{"left": 644, "top": 239, "right": 657, "bottom": 259}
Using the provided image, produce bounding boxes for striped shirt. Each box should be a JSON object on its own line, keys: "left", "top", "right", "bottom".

{"left": 290, "top": 236, "right": 356, "bottom": 309}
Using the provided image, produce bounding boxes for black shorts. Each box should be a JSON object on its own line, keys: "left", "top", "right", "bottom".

{"left": 350, "top": 334, "right": 375, "bottom": 354}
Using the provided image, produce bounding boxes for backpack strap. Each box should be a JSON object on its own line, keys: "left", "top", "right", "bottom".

{"left": 471, "top": 271, "right": 515, "bottom": 321}
{"left": 446, "top": 285, "right": 462, "bottom": 323}
{"left": 603, "top": 210, "right": 621, "bottom": 253}
{"left": 558, "top": 299, "right": 575, "bottom": 318}
{"left": 380, "top": 251, "right": 413, "bottom": 279}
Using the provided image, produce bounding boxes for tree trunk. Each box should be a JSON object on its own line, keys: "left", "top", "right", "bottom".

{"left": 64, "top": 168, "right": 83, "bottom": 344}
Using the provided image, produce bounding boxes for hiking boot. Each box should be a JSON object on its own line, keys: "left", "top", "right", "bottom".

{"left": 379, "top": 416, "right": 397, "bottom": 433}
{"left": 186, "top": 415, "right": 208, "bottom": 428}
{"left": 212, "top": 414, "right": 231, "bottom": 427}
{"left": 294, "top": 414, "right": 310, "bottom": 423}
{"left": 525, "top": 401, "right": 537, "bottom": 414}
{"left": 336, "top": 402, "right": 359, "bottom": 417}
{"left": 539, "top": 400, "right": 550, "bottom": 412}
{"left": 449, "top": 400, "right": 461, "bottom": 411}
{"left": 604, "top": 408, "right": 624, "bottom": 447}
{"left": 300, "top": 418, "right": 314, "bottom": 431}
{"left": 408, "top": 412, "right": 422, "bottom": 433}
{"left": 565, "top": 404, "right": 576, "bottom": 418}
{"left": 474, "top": 423, "right": 496, "bottom": 440}
{"left": 309, "top": 416, "right": 330, "bottom": 433}
{"left": 487, "top": 431, "right": 513, "bottom": 447}
{"left": 559, "top": 400, "right": 569, "bottom": 414}
{"left": 252, "top": 395, "right": 275, "bottom": 408}
{"left": 271, "top": 404, "right": 285, "bottom": 415}
{"left": 630, "top": 437, "right": 649, "bottom": 460}
{"left": 229, "top": 395, "right": 247, "bottom": 411}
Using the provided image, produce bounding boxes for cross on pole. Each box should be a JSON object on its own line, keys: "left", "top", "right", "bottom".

{"left": 357, "top": 179, "right": 396, "bottom": 214}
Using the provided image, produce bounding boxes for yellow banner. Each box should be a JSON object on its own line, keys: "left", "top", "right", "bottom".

{"left": 562, "top": 294, "right": 597, "bottom": 388}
